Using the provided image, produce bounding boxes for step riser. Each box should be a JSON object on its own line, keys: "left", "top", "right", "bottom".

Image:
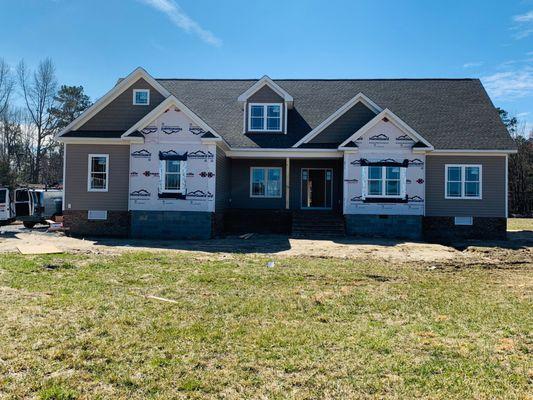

{"left": 291, "top": 211, "right": 346, "bottom": 237}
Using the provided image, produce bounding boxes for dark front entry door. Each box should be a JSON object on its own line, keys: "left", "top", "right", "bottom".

{"left": 301, "top": 168, "right": 332, "bottom": 209}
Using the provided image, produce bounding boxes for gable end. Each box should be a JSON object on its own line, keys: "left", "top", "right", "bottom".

{"left": 308, "top": 102, "right": 377, "bottom": 146}
{"left": 78, "top": 78, "right": 166, "bottom": 132}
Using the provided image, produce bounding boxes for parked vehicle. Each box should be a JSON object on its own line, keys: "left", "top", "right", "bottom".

{"left": 0, "top": 187, "right": 16, "bottom": 226}
{"left": 15, "top": 188, "right": 63, "bottom": 228}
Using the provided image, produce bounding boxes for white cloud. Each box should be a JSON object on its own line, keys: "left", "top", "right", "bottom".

{"left": 463, "top": 61, "right": 483, "bottom": 68}
{"left": 516, "top": 111, "right": 530, "bottom": 118}
{"left": 512, "top": 10, "right": 533, "bottom": 39}
{"left": 513, "top": 10, "right": 533, "bottom": 22}
{"left": 482, "top": 68, "right": 533, "bottom": 99}
{"left": 139, "top": 0, "right": 222, "bottom": 46}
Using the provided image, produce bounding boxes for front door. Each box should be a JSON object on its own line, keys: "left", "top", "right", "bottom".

{"left": 301, "top": 168, "right": 333, "bottom": 209}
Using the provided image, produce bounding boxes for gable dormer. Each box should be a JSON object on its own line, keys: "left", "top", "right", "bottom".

{"left": 238, "top": 76, "right": 293, "bottom": 134}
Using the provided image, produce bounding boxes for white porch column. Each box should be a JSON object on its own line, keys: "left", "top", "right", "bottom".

{"left": 285, "top": 157, "right": 290, "bottom": 209}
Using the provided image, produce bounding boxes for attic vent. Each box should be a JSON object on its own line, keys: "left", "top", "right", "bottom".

{"left": 382, "top": 117, "right": 389, "bottom": 122}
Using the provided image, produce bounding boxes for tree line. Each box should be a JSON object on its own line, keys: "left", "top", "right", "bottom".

{"left": 0, "top": 58, "right": 531, "bottom": 215}
{"left": 498, "top": 108, "right": 533, "bottom": 216}
{"left": 0, "top": 57, "right": 91, "bottom": 188}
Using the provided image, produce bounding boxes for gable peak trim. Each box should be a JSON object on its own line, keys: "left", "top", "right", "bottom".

{"left": 237, "top": 75, "right": 294, "bottom": 107}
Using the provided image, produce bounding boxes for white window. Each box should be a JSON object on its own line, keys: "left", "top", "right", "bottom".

{"left": 250, "top": 167, "right": 282, "bottom": 198}
{"left": 363, "top": 166, "right": 405, "bottom": 198}
{"left": 248, "top": 103, "right": 282, "bottom": 132}
{"left": 133, "top": 89, "right": 150, "bottom": 105}
{"left": 445, "top": 165, "right": 482, "bottom": 199}
{"left": 161, "top": 160, "right": 187, "bottom": 193}
{"left": 88, "top": 154, "right": 109, "bottom": 192}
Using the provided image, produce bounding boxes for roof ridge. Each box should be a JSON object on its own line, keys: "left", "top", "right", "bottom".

{"left": 155, "top": 78, "right": 479, "bottom": 82}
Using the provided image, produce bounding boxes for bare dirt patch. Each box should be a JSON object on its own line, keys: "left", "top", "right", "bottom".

{"left": 1, "top": 223, "right": 532, "bottom": 265}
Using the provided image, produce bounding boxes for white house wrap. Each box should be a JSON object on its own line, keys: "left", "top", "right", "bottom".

{"left": 129, "top": 107, "right": 216, "bottom": 212}
{"left": 343, "top": 119, "right": 425, "bottom": 215}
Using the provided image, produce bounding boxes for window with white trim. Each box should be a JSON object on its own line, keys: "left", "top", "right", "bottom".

{"left": 445, "top": 165, "right": 481, "bottom": 199}
{"left": 161, "top": 160, "right": 187, "bottom": 193}
{"left": 88, "top": 154, "right": 108, "bottom": 192}
{"left": 133, "top": 89, "right": 150, "bottom": 105}
{"left": 250, "top": 167, "right": 282, "bottom": 198}
{"left": 363, "top": 166, "right": 405, "bottom": 198}
{"left": 248, "top": 103, "right": 282, "bottom": 132}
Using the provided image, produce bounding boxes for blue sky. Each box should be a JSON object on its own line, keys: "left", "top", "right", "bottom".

{"left": 1, "top": 0, "right": 532, "bottom": 134}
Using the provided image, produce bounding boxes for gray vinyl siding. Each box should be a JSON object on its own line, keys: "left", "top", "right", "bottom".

{"left": 64, "top": 144, "right": 130, "bottom": 211}
{"left": 425, "top": 155, "right": 506, "bottom": 217}
{"left": 309, "top": 102, "right": 376, "bottom": 145}
{"left": 229, "top": 159, "right": 286, "bottom": 209}
{"left": 245, "top": 86, "right": 285, "bottom": 134}
{"left": 215, "top": 148, "right": 231, "bottom": 211}
{"left": 289, "top": 159, "right": 343, "bottom": 212}
{"left": 78, "top": 78, "right": 166, "bottom": 131}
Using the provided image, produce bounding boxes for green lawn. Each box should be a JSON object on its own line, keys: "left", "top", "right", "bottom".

{"left": 0, "top": 252, "right": 531, "bottom": 399}
{"left": 508, "top": 218, "right": 533, "bottom": 231}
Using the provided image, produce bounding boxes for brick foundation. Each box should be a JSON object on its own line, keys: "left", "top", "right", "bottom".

{"left": 63, "top": 210, "right": 130, "bottom": 237}
{"left": 224, "top": 209, "right": 292, "bottom": 234}
{"left": 131, "top": 211, "right": 213, "bottom": 239}
{"left": 345, "top": 214, "right": 422, "bottom": 240}
{"left": 423, "top": 216, "right": 507, "bottom": 241}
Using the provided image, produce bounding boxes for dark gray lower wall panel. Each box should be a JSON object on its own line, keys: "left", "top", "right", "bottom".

{"left": 131, "top": 211, "right": 213, "bottom": 240}
{"left": 423, "top": 217, "right": 506, "bottom": 241}
{"left": 345, "top": 214, "right": 423, "bottom": 240}
{"left": 224, "top": 209, "right": 292, "bottom": 234}
{"left": 64, "top": 210, "right": 130, "bottom": 237}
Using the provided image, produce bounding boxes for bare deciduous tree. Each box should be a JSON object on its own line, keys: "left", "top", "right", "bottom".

{"left": 17, "top": 58, "right": 58, "bottom": 183}
{"left": 0, "top": 58, "right": 14, "bottom": 116}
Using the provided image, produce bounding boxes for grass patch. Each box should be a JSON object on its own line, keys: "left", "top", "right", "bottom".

{"left": 0, "top": 251, "right": 531, "bottom": 399}
{"left": 508, "top": 217, "right": 533, "bottom": 231}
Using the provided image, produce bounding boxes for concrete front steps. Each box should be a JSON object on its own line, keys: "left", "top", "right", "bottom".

{"left": 292, "top": 210, "right": 346, "bottom": 238}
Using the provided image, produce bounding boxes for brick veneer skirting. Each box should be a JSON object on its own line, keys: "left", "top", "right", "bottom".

{"left": 131, "top": 211, "right": 213, "bottom": 239}
{"left": 63, "top": 210, "right": 130, "bottom": 237}
{"left": 423, "top": 216, "right": 507, "bottom": 241}
{"left": 345, "top": 214, "right": 423, "bottom": 240}
{"left": 223, "top": 209, "right": 292, "bottom": 234}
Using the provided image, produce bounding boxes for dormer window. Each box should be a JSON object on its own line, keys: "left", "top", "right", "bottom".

{"left": 133, "top": 89, "right": 150, "bottom": 105}
{"left": 249, "top": 103, "right": 282, "bottom": 132}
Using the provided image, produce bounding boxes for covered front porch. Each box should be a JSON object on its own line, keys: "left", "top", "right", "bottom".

{"left": 221, "top": 150, "right": 344, "bottom": 235}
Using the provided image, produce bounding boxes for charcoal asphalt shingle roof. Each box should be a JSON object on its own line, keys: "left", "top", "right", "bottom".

{"left": 68, "top": 78, "right": 516, "bottom": 151}
{"left": 155, "top": 78, "right": 515, "bottom": 150}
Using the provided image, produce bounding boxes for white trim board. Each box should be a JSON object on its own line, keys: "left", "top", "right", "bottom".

{"left": 293, "top": 92, "right": 383, "bottom": 147}
{"left": 338, "top": 108, "right": 434, "bottom": 150}
{"left": 59, "top": 138, "right": 141, "bottom": 145}
{"left": 227, "top": 149, "right": 343, "bottom": 159}
{"left": 429, "top": 150, "right": 517, "bottom": 155}
{"left": 56, "top": 67, "right": 171, "bottom": 138}
{"left": 238, "top": 76, "right": 294, "bottom": 108}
